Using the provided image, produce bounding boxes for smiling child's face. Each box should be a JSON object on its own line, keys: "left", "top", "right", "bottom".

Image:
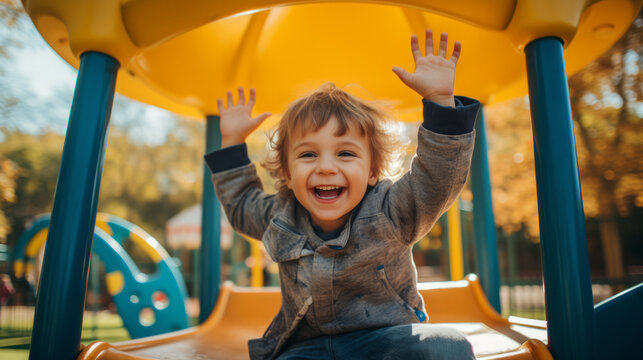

{"left": 285, "top": 117, "right": 377, "bottom": 233}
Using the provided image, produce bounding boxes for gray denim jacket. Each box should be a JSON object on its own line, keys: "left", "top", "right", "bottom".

{"left": 208, "top": 97, "right": 479, "bottom": 359}
{"left": 211, "top": 125, "right": 475, "bottom": 359}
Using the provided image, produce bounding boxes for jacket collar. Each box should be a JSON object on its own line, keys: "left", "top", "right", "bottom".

{"left": 266, "top": 199, "right": 353, "bottom": 262}
{"left": 301, "top": 212, "right": 352, "bottom": 251}
{"left": 265, "top": 182, "right": 389, "bottom": 262}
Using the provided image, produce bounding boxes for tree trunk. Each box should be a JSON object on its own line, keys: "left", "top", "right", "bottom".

{"left": 597, "top": 185, "right": 625, "bottom": 294}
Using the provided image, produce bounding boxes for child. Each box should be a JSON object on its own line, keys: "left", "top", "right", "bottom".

{"left": 205, "top": 30, "right": 479, "bottom": 360}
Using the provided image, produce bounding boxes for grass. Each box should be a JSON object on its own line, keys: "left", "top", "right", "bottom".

{"left": 0, "top": 349, "right": 29, "bottom": 360}
{"left": 0, "top": 311, "right": 130, "bottom": 360}
{"left": 503, "top": 309, "right": 547, "bottom": 321}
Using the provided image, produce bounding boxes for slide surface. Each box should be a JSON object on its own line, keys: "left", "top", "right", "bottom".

{"left": 78, "top": 274, "right": 552, "bottom": 360}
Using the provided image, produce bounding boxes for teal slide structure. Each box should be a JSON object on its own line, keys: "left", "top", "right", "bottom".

{"left": 13, "top": 213, "right": 189, "bottom": 339}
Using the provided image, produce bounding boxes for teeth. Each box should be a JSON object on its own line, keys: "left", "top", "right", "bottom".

{"left": 315, "top": 186, "right": 342, "bottom": 190}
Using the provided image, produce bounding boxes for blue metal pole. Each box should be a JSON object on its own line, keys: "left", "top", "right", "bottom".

{"left": 199, "top": 115, "right": 222, "bottom": 323}
{"left": 29, "top": 52, "right": 119, "bottom": 360}
{"left": 470, "top": 107, "right": 501, "bottom": 313}
{"left": 525, "top": 37, "right": 594, "bottom": 360}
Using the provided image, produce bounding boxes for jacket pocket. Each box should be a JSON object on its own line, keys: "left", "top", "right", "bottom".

{"left": 248, "top": 309, "right": 286, "bottom": 360}
{"left": 375, "top": 265, "right": 415, "bottom": 312}
{"left": 248, "top": 337, "right": 277, "bottom": 360}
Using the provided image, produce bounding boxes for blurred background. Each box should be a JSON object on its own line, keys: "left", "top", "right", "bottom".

{"left": 0, "top": 0, "right": 641, "bottom": 358}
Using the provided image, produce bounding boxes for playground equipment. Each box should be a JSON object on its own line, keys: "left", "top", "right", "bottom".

{"left": 13, "top": 213, "right": 189, "bottom": 338}
{"left": 76, "top": 275, "right": 552, "bottom": 360}
{"left": 19, "top": 0, "right": 643, "bottom": 359}
{"left": 165, "top": 205, "right": 266, "bottom": 287}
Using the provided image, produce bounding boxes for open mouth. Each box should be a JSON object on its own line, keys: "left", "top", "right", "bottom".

{"left": 313, "top": 185, "right": 344, "bottom": 200}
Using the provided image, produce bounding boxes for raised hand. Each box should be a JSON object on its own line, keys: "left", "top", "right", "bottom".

{"left": 393, "top": 30, "right": 460, "bottom": 108}
{"left": 217, "top": 87, "right": 271, "bottom": 147}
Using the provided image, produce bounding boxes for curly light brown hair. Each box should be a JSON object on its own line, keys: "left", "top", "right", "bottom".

{"left": 263, "top": 83, "right": 399, "bottom": 194}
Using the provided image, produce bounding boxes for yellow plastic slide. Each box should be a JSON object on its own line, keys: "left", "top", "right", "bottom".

{"left": 77, "top": 274, "right": 551, "bottom": 359}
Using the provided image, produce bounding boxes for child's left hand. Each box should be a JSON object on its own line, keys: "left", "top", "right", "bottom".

{"left": 393, "top": 30, "right": 460, "bottom": 108}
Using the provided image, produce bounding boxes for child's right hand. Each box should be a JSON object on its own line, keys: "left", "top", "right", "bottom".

{"left": 217, "top": 87, "right": 271, "bottom": 148}
{"left": 393, "top": 30, "right": 461, "bottom": 108}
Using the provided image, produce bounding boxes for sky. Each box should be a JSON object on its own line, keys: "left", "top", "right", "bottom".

{"left": 13, "top": 46, "right": 75, "bottom": 98}
{"left": 0, "top": 2, "right": 182, "bottom": 146}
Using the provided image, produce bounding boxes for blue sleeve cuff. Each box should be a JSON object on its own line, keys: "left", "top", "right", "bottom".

{"left": 422, "top": 96, "right": 481, "bottom": 135}
{"left": 204, "top": 143, "right": 251, "bottom": 173}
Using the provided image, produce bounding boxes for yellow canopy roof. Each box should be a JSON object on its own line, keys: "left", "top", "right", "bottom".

{"left": 23, "top": 0, "right": 642, "bottom": 120}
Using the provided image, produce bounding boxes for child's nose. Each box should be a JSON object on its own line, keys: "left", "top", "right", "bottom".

{"left": 316, "top": 155, "right": 338, "bottom": 174}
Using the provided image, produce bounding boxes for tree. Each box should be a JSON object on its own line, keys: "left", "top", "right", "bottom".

{"left": 485, "top": 98, "right": 540, "bottom": 239}
{"left": 0, "top": 155, "right": 18, "bottom": 242}
{"left": 567, "top": 14, "right": 642, "bottom": 282}
{"left": 0, "top": 1, "right": 207, "bottom": 247}
{"left": 0, "top": 131, "right": 63, "bottom": 244}
{"left": 486, "top": 13, "right": 642, "bottom": 285}
{"left": 98, "top": 110, "right": 205, "bottom": 242}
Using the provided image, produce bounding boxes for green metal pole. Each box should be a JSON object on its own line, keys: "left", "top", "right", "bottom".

{"left": 460, "top": 204, "right": 474, "bottom": 275}
{"left": 525, "top": 37, "right": 594, "bottom": 360}
{"left": 191, "top": 249, "right": 199, "bottom": 302}
{"left": 199, "top": 115, "right": 222, "bottom": 323}
{"left": 29, "top": 51, "right": 118, "bottom": 360}
{"left": 470, "top": 107, "right": 501, "bottom": 312}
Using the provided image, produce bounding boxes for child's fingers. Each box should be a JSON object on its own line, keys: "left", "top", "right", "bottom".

{"left": 227, "top": 91, "right": 234, "bottom": 108}
{"left": 238, "top": 86, "right": 246, "bottom": 105}
{"left": 248, "top": 88, "right": 257, "bottom": 107}
{"left": 392, "top": 67, "right": 412, "bottom": 87}
{"left": 425, "top": 29, "right": 434, "bottom": 56}
{"left": 217, "top": 98, "right": 225, "bottom": 113}
{"left": 451, "top": 41, "right": 461, "bottom": 64}
{"left": 438, "top": 32, "right": 448, "bottom": 57}
{"left": 410, "top": 35, "right": 422, "bottom": 62}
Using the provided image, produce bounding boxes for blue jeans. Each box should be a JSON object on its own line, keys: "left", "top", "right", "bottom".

{"left": 276, "top": 324, "right": 475, "bottom": 359}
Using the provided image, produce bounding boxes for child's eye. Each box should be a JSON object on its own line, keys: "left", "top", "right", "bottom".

{"left": 338, "top": 151, "right": 356, "bottom": 157}
{"left": 298, "top": 152, "right": 316, "bottom": 158}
